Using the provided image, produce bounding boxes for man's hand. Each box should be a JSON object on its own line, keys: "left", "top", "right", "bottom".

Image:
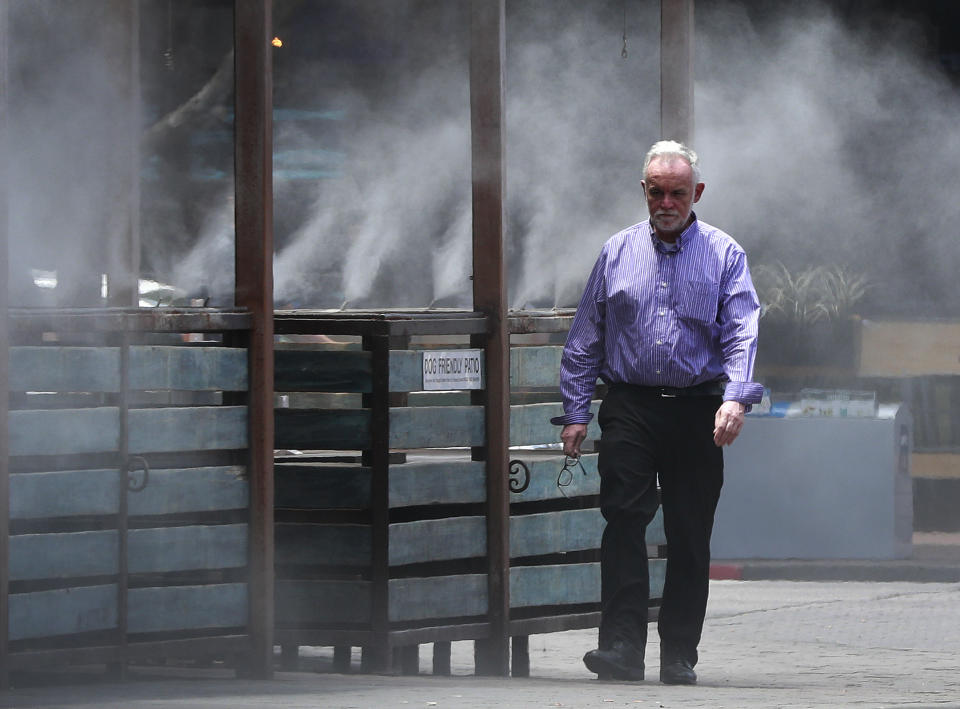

{"left": 713, "top": 400, "right": 746, "bottom": 447}
{"left": 561, "top": 423, "right": 588, "bottom": 458}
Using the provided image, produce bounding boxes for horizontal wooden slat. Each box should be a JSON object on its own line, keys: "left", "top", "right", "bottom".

{"left": 10, "top": 346, "right": 247, "bottom": 393}
{"left": 389, "top": 517, "right": 486, "bottom": 566}
{"left": 10, "top": 469, "right": 118, "bottom": 519}
{"left": 510, "top": 401, "right": 601, "bottom": 447}
{"left": 389, "top": 406, "right": 485, "bottom": 449}
{"left": 9, "top": 407, "right": 119, "bottom": 457}
{"left": 510, "top": 560, "right": 666, "bottom": 609}
{"left": 388, "top": 574, "right": 488, "bottom": 622}
{"left": 128, "top": 406, "right": 247, "bottom": 453}
{"left": 9, "top": 585, "right": 118, "bottom": 641}
{"left": 275, "top": 523, "right": 369, "bottom": 566}
{"left": 275, "top": 349, "right": 372, "bottom": 393}
{"left": 127, "top": 466, "right": 248, "bottom": 516}
{"left": 127, "top": 583, "right": 247, "bottom": 633}
{"left": 10, "top": 531, "right": 118, "bottom": 581}
{"left": 275, "top": 463, "right": 369, "bottom": 509}
{"left": 274, "top": 460, "right": 488, "bottom": 510}
{"left": 390, "top": 460, "right": 486, "bottom": 508}
{"left": 510, "top": 509, "right": 602, "bottom": 558}
{"left": 10, "top": 346, "right": 118, "bottom": 392}
{"left": 275, "top": 579, "right": 370, "bottom": 625}
{"left": 10, "top": 406, "right": 248, "bottom": 457}
{"left": 511, "top": 346, "right": 563, "bottom": 388}
{"left": 508, "top": 454, "right": 600, "bottom": 502}
{"left": 510, "top": 508, "right": 666, "bottom": 557}
{"left": 389, "top": 350, "right": 424, "bottom": 392}
{"left": 9, "top": 525, "right": 248, "bottom": 580}
{"left": 129, "top": 346, "right": 247, "bottom": 391}
{"left": 275, "top": 409, "right": 369, "bottom": 450}
{"left": 9, "top": 465, "right": 243, "bottom": 523}
{"left": 128, "top": 525, "right": 248, "bottom": 574}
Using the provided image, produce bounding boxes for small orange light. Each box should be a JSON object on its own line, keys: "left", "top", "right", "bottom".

{"left": 271, "top": 37, "right": 283, "bottom": 47}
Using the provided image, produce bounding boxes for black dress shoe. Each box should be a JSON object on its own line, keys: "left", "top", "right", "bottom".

{"left": 659, "top": 657, "right": 697, "bottom": 685}
{"left": 583, "top": 641, "right": 645, "bottom": 681}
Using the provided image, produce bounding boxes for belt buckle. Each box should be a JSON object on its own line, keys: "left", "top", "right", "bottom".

{"left": 659, "top": 388, "right": 677, "bottom": 398}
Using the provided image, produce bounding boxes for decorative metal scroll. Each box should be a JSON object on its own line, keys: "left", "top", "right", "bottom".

{"left": 508, "top": 459, "right": 530, "bottom": 494}
{"left": 127, "top": 455, "right": 150, "bottom": 493}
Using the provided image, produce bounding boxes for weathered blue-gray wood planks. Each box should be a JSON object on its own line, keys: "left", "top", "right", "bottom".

{"left": 510, "top": 560, "right": 667, "bottom": 609}
{"left": 9, "top": 525, "right": 248, "bottom": 580}
{"left": 8, "top": 585, "right": 118, "bottom": 641}
{"left": 10, "top": 531, "right": 118, "bottom": 581}
{"left": 388, "top": 517, "right": 486, "bottom": 566}
{"left": 11, "top": 582, "right": 248, "bottom": 640}
{"left": 274, "top": 460, "right": 489, "bottom": 510}
{"left": 510, "top": 346, "right": 564, "bottom": 388}
{"left": 10, "top": 466, "right": 247, "bottom": 519}
{"left": 10, "top": 346, "right": 248, "bottom": 392}
{"left": 275, "top": 406, "right": 487, "bottom": 450}
{"left": 127, "top": 466, "right": 248, "bottom": 515}
{"left": 388, "top": 575, "right": 488, "bottom": 622}
{"left": 509, "top": 401, "right": 600, "bottom": 446}
{"left": 9, "top": 406, "right": 247, "bottom": 457}
{"left": 127, "top": 583, "right": 247, "bottom": 634}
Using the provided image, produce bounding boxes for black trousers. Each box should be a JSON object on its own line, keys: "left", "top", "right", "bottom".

{"left": 596, "top": 383, "right": 724, "bottom": 666}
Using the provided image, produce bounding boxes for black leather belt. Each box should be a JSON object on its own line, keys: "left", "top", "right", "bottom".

{"left": 611, "top": 381, "right": 726, "bottom": 398}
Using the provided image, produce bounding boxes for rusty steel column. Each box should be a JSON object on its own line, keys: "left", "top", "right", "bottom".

{"left": 660, "top": 0, "right": 694, "bottom": 144}
{"left": 234, "top": 0, "right": 275, "bottom": 679}
{"left": 0, "top": 0, "right": 10, "bottom": 690}
{"left": 470, "top": 0, "right": 510, "bottom": 677}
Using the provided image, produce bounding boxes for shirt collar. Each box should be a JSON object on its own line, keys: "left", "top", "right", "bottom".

{"left": 648, "top": 212, "right": 699, "bottom": 252}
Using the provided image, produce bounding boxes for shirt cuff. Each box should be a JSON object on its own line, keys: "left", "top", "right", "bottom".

{"left": 723, "top": 381, "right": 764, "bottom": 405}
{"left": 550, "top": 412, "right": 595, "bottom": 426}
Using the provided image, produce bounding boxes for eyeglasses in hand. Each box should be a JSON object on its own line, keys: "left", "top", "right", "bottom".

{"left": 557, "top": 455, "right": 588, "bottom": 497}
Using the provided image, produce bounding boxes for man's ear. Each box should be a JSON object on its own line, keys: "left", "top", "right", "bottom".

{"left": 693, "top": 182, "right": 705, "bottom": 202}
{"left": 640, "top": 180, "right": 647, "bottom": 196}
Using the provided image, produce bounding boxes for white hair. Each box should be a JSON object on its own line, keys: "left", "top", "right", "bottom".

{"left": 642, "top": 140, "right": 702, "bottom": 185}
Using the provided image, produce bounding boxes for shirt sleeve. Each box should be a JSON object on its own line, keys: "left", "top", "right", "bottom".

{"left": 718, "top": 249, "right": 764, "bottom": 406}
{"left": 550, "top": 251, "right": 608, "bottom": 426}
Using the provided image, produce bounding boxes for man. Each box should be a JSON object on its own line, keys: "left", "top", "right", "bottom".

{"left": 552, "top": 140, "right": 761, "bottom": 685}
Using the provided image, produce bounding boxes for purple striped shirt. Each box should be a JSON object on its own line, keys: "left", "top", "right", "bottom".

{"left": 552, "top": 216, "right": 763, "bottom": 425}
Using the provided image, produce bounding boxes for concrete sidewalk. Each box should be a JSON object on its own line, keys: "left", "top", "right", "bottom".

{"left": 3, "top": 579, "right": 960, "bottom": 708}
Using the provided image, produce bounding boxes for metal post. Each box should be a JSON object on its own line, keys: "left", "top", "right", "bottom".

{"left": 234, "top": 0, "right": 274, "bottom": 679}
{"left": 106, "top": 0, "right": 140, "bottom": 306}
{"left": 361, "top": 334, "right": 391, "bottom": 674}
{"left": 0, "top": 0, "right": 10, "bottom": 690}
{"left": 469, "top": 0, "right": 510, "bottom": 677}
{"left": 660, "top": 0, "right": 694, "bottom": 144}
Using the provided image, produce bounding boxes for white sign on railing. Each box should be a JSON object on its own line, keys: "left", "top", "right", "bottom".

{"left": 422, "top": 349, "right": 484, "bottom": 390}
